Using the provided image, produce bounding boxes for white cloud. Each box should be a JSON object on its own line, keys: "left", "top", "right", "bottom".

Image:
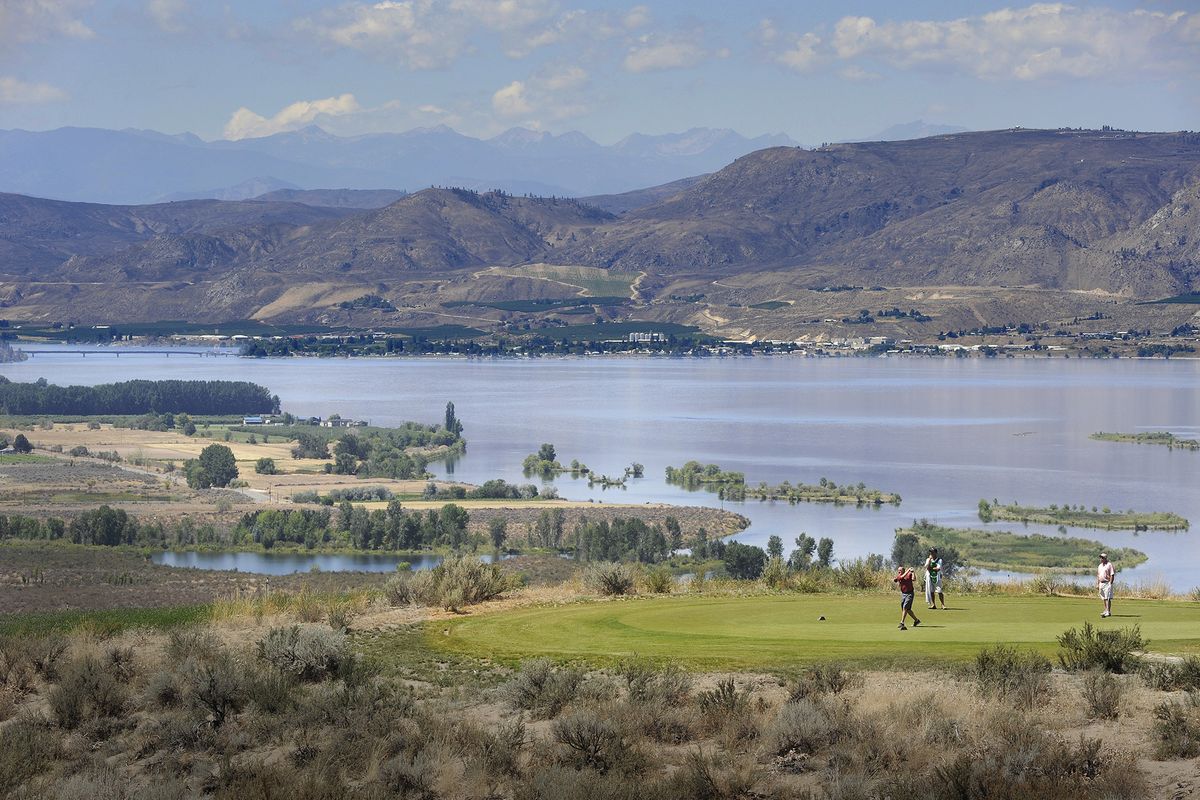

{"left": 147, "top": 0, "right": 186, "bottom": 33}
{"left": 623, "top": 32, "right": 707, "bottom": 73}
{"left": 839, "top": 64, "right": 879, "bottom": 82}
{"left": 776, "top": 31, "right": 821, "bottom": 72}
{"left": 297, "top": 0, "right": 564, "bottom": 68}
{"left": 0, "top": 76, "right": 68, "bottom": 104}
{"left": 223, "top": 93, "right": 363, "bottom": 140}
{"left": 490, "top": 62, "right": 590, "bottom": 125}
{"left": 827, "top": 5, "right": 1199, "bottom": 80}
{"left": 623, "top": 5, "right": 650, "bottom": 30}
{"left": 0, "top": 0, "right": 94, "bottom": 45}
{"left": 492, "top": 81, "right": 532, "bottom": 117}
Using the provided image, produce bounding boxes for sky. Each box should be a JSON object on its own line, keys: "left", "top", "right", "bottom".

{"left": 0, "top": 0, "right": 1197, "bottom": 144}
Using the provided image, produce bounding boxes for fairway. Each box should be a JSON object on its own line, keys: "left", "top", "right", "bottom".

{"left": 432, "top": 594, "right": 1200, "bottom": 669}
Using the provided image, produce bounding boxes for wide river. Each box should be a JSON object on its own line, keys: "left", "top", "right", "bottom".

{"left": 5, "top": 347, "right": 1199, "bottom": 589}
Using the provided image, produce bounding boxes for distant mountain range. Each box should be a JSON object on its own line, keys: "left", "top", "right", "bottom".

{"left": 0, "top": 124, "right": 798, "bottom": 205}
{"left": 0, "top": 128, "right": 1196, "bottom": 332}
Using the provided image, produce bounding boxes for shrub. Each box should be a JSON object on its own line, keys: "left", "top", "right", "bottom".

{"left": 143, "top": 670, "right": 184, "bottom": 710}
{"left": 973, "top": 645, "right": 1052, "bottom": 709}
{"left": 166, "top": 626, "right": 221, "bottom": 663}
{"left": 787, "top": 663, "right": 863, "bottom": 702}
{"left": 0, "top": 714, "right": 60, "bottom": 794}
{"left": 835, "top": 557, "right": 884, "bottom": 590}
{"left": 553, "top": 710, "right": 642, "bottom": 775}
{"left": 0, "top": 637, "right": 34, "bottom": 694}
{"left": 460, "top": 718, "right": 526, "bottom": 779}
{"left": 502, "top": 657, "right": 583, "bottom": 719}
{"left": 182, "top": 651, "right": 245, "bottom": 727}
{"left": 48, "top": 654, "right": 128, "bottom": 728}
{"left": 1081, "top": 670, "right": 1123, "bottom": 720}
{"left": 763, "top": 698, "right": 842, "bottom": 757}
{"left": 386, "top": 557, "right": 520, "bottom": 610}
{"left": 1141, "top": 655, "right": 1200, "bottom": 692}
{"left": 584, "top": 562, "right": 637, "bottom": 596}
{"left": 1057, "top": 622, "right": 1145, "bottom": 673}
{"left": 254, "top": 457, "right": 277, "bottom": 475}
{"left": 256, "top": 626, "right": 348, "bottom": 681}
{"left": 69, "top": 445, "right": 89, "bottom": 457}
{"left": 643, "top": 566, "right": 674, "bottom": 594}
{"left": 617, "top": 656, "right": 691, "bottom": 705}
{"left": 28, "top": 634, "right": 67, "bottom": 681}
{"left": 697, "top": 677, "right": 749, "bottom": 717}
{"left": 1151, "top": 695, "right": 1200, "bottom": 759}
{"left": 760, "top": 557, "right": 790, "bottom": 589}
{"left": 933, "top": 719, "right": 1146, "bottom": 799}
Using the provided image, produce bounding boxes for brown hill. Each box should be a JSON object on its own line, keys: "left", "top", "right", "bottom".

{"left": 0, "top": 129, "right": 1198, "bottom": 328}
{"left": 556, "top": 129, "right": 1200, "bottom": 296}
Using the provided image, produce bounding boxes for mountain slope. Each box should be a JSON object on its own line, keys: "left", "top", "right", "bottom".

{"left": 555, "top": 129, "right": 1200, "bottom": 296}
{"left": 0, "top": 129, "right": 1197, "bottom": 326}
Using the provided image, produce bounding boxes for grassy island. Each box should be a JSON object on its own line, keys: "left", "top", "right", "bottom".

{"left": 978, "top": 499, "right": 1188, "bottom": 531}
{"left": 666, "top": 461, "right": 900, "bottom": 506}
{"left": 1091, "top": 431, "right": 1200, "bottom": 451}
{"left": 900, "top": 520, "right": 1147, "bottom": 573}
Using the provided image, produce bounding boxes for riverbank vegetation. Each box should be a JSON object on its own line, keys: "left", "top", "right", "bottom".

{"left": 1091, "top": 431, "right": 1200, "bottom": 451}
{"left": 0, "top": 377, "right": 277, "bottom": 416}
{"left": 898, "top": 519, "right": 1148, "bottom": 573}
{"left": 978, "top": 499, "right": 1189, "bottom": 530}
{"left": 665, "top": 461, "right": 901, "bottom": 505}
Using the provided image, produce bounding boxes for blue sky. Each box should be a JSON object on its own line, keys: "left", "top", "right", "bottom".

{"left": 0, "top": 0, "right": 1197, "bottom": 143}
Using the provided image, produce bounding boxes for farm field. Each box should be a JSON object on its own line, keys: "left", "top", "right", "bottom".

{"left": 434, "top": 593, "right": 1200, "bottom": 669}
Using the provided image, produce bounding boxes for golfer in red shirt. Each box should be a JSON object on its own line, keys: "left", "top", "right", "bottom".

{"left": 894, "top": 566, "right": 921, "bottom": 630}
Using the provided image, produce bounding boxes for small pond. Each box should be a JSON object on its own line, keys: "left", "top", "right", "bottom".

{"left": 151, "top": 550, "right": 512, "bottom": 576}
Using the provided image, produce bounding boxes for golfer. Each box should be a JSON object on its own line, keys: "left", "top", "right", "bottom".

{"left": 1097, "top": 553, "right": 1115, "bottom": 618}
{"left": 924, "top": 547, "right": 945, "bottom": 609}
{"left": 894, "top": 565, "right": 921, "bottom": 630}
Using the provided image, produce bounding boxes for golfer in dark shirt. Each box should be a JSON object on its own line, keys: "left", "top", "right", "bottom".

{"left": 894, "top": 566, "right": 921, "bottom": 630}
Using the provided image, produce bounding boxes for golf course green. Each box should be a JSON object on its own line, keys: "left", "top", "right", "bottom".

{"left": 431, "top": 593, "right": 1200, "bottom": 669}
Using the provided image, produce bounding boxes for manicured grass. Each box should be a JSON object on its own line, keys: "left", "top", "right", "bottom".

{"left": 0, "top": 605, "right": 211, "bottom": 636}
{"left": 430, "top": 593, "right": 1200, "bottom": 670}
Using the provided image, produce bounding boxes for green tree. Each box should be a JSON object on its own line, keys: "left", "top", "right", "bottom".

{"left": 537, "top": 443, "right": 556, "bottom": 462}
{"left": 788, "top": 533, "right": 816, "bottom": 570}
{"left": 440, "top": 504, "right": 470, "bottom": 550}
{"left": 767, "top": 535, "right": 784, "bottom": 560}
{"left": 185, "top": 443, "right": 238, "bottom": 488}
{"left": 254, "top": 457, "right": 277, "bottom": 475}
{"left": 891, "top": 531, "right": 925, "bottom": 569}
{"left": 817, "top": 537, "right": 834, "bottom": 568}
{"left": 723, "top": 541, "right": 767, "bottom": 580}
{"left": 665, "top": 516, "right": 683, "bottom": 553}
{"left": 978, "top": 499, "right": 994, "bottom": 522}
{"left": 445, "top": 401, "right": 463, "bottom": 436}
{"left": 334, "top": 453, "right": 358, "bottom": 475}
{"left": 12, "top": 434, "right": 32, "bottom": 453}
{"left": 488, "top": 517, "right": 508, "bottom": 550}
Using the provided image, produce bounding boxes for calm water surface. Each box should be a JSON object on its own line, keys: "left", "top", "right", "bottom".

{"left": 150, "top": 550, "right": 508, "bottom": 576}
{"left": 6, "top": 346, "right": 1199, "bottom": 588}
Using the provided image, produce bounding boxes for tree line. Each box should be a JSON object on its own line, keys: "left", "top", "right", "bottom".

{"left": 0, "top": 378, "right": 278, "bottom": 416}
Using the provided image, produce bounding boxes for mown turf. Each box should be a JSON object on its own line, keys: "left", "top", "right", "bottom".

{"left": 430, "top": 593, "right": 1200, "bottom": 670}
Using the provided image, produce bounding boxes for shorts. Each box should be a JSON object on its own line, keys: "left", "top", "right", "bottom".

{"left": 900, "top": 593, "right": 914, "bottom": 610}
{"left": 1099, "top": 582, "right": 1113, "bottom": 601}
